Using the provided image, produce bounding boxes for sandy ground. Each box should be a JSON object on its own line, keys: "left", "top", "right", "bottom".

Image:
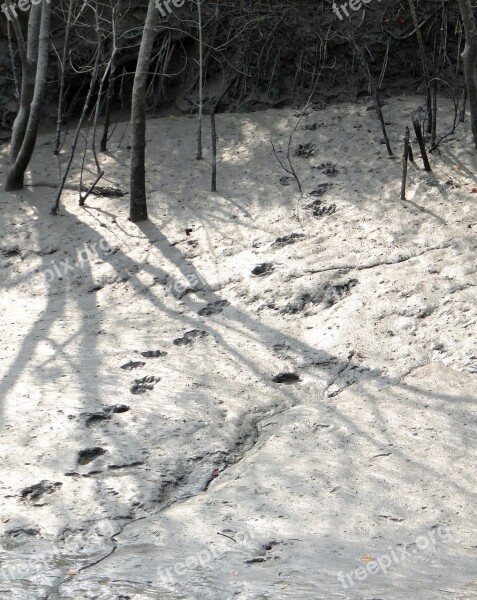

{"left": 0, "top": 96, "right": 476, "bottom": 599}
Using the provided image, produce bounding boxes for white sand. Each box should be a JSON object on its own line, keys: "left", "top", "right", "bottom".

{"left": 0, "top": 96, "right": 476, "bottom": 599}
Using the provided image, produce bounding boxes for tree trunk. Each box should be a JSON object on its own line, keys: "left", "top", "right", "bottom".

{"left": 6, "top": 1, "right": 50, "bottom": 192}
{"left": 458, "top": 0, "right": 477, "bottom": 148}
{"left": 129, "top": 0, "right": 159, "bottom": 222}
{"left": 408, "top": 0, "right": 433, "bottom": 132}
{"left": 54, "top": 0, "right": 73, "bottom": 156}
{"left": 8, "top": 0, "right": 41, "bottom": 165}
{"left": 196, "top": 0, "right": 204, "bottom": 160}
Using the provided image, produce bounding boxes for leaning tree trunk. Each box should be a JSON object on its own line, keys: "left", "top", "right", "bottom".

{"left": 129, "top": 0, "right": 159, "bottom": 222}
{"left": 6, "top": 0, "right": 50, "bottom": 192}
{"left": 8, "top": 0, "right": 42, "bottom": 165}
{"left": 458, "top": 0, "right": 477, "bottom": 148}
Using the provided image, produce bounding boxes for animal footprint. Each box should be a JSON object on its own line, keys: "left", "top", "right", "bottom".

{"left": 251, "top": 263, "right": 274, "bottom": 277}
{"left": 308, "top": 183, "right": 333, "bottom": 197}
{"left": 294, "top": 142, "right": 315, "bottom": 158}
{"left": 173, "top": 329, "right": 209, "bottom": 346}
{"left": 317, "top": 161, "right": 338, "bottom": 176}
{"left": 272, "top": 372, "right": 301, "bottom": 384}
{"left": 272, "top": 233, "right": 305, "bottom": 248}
{"left": 130, "top": 375, "right": 160, "bottom": 394}
{"left": 21, "top": 481, "right": 62, "bottom": 502}
{"left": 140, "top": 350, "right": 168, "bottom": 358}
{"left": 322, "top": 279, "right": 358, "bottom": 307}
{"left": 306, "top": 198, "right": 336, "bottom": 218}
{"left": 121, "top": 360, "right": 146, "bottom": 370}
{"left": 77, "top": 447, "right": 107, "bottom": 465}
{"left": 198, "top": 300, "right": 230, "bottom": 316}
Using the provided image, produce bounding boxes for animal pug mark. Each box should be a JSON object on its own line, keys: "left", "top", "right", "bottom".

{"left": 251, "top": 263, "right": 274, "bottom": 277}
{"left": 306, "top": 198, "right": 336, "bottom": 218}
{"left": 173, "top": 329, "right": 209, "bottom": 346}
{"left": 84, "top": 404, "right": 130, "bottom": 426}
{"left": 272, "top": 233, "right": 305, "bottom": 247}
{"left": 121, "top": 360, "right": 146, "bottom": 370}
{"left": 140, "top": 350, "right": 168, "bottom": 358}
{"left": 313, "top": 204, "right": 336, "bottom": 218}
{"left": 198, "top": 300, "right": 230, "bottom": 316}
{"left": 21, "top": 481, "right": 62, "bottom": 502}
{"left": 77, "top": 447, "right": 107, "bottom": 465}
{"left": 272, "top": 372, "right": 301, "bottom": 384}
{"left": 317, "top": 161, "right": 338, "bottom": 176}
{"left": 309, "top": 183, "right": 333, "bottom": 197}
{"left": 279, "top": 176, "right": 292, "bottom": 186}
{"left": 322, "top": 279, "right": 358, "bottom": 307}
{"left": 130, "top": 375, "right": 160, "bottom": 394}
{"left": 294, "top": 142, "right": 315, "bottom": 158}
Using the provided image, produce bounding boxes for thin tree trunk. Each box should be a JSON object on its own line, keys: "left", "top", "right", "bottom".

{"left": 8, "top": 0, "right": 42, "bottom": 165}
{"left": 51, "top": 50, "right": 100, "bottom": 214}
{"left": 210, "top": 75, "right": 236, "bottom": 192}
{"left": 54, "top": 0, "right": 73, "bottom": 156}
{"left": 100, "top": 54, "right": 116, "bottom": 152}
{"left": 196, "top": 0, "right": 204, "bottom": 160}
{"left": 431, "top": 79, "right": 437, "bottom": 146}
{"left": 354, "top": 42, "right": 393, "bottom": 156}
{"left": 210, "top": 109, "right": 217, "bottom": 192}
{"left": 460, "top": 86, "right": 467, "bottom": 123}
{"left": 7, "top": 21, "right": 20, "bottom": 101}
{"left": 129, "top": 0, "right": 159, "bottom": 222}
{"left": 413, "top": 118, "right": 432, "bottom": 171}
{"left": 101, "top": 5, "right": 118, "bottom": 152}
{"left": 401, "top": 127, "right": 410, "bottom": 200}
{"left": 6, "top": 1, "right": 50, "bottom": 191}
{"left": 457, "top": 0, "right": 477, "bottom": 148}
{"left": 408, "top": 0, "right": 433, "bottom": 132}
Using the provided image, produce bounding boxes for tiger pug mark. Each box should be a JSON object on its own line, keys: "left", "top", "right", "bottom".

{"left": 130, "top": 375, "right": 161, "bottom": 394}
{"left": 198, "top": 300, "right": 230, "bottom": 316}
{"left": 173, "top": 329, "right": 209, "bottom": 346}
{"left": 306, "top": 197, "right": 336, "bottom": 218}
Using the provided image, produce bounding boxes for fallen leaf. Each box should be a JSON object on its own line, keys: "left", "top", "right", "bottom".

{"left": 456, "top": 163, "right": 461, "bottom": 169}
{"left": 470, "top": 188, "right": 477, "bottom": 193}
{"left": 280, "top": 583, "right": 289, "bottom": 589}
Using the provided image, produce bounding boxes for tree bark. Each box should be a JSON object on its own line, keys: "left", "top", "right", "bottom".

{"left": 129, "top": 0, "right": 159, "bottom": 222}
{"left": 6, "top": 1, "right": 50, "bottom": 192}
{"left": 8, "top": 0, "right": 41, "bottom": 165}
{"left": 196, "top": 0, "right": 204, "bottom": 160}
{"left": 458, "top": 0, "right": 477, "bottom": 148}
